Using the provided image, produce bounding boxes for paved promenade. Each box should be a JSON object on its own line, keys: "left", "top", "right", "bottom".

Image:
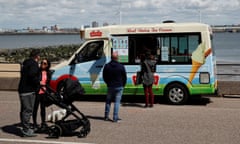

{"left": 0, "top": 91, "right": 240, "bottom": 144}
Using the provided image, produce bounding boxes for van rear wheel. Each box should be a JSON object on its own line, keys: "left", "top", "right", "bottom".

{"left": 165, "top": 83, "right": 188, "bottom": 105}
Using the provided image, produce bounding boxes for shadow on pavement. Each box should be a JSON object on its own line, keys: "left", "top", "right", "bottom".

{"left": 121, "top": 103, "right": 145, "bottom": 108}
{"left": 186, "top": 96, "right": 212, "bottom": 106}
{"left": 1, "top": 123, "right": 22, "bottom": 137}
{"left": 86, "top": 115, "right": 105, "bottom": 121}
{"left": 77, "top": 94, "right": 212, "bottom": 106}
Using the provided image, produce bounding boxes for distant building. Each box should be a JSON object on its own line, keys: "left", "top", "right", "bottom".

{"left": 17, "top": 29, "right": 29, "bottom": 33}
{"left": 51, "top": 24, "right": 59, "bottom": 32}
{"left": 103, "top": 22, "right": 109, "bottom": 26}
{"left": 92, "top": 21, "right": 99, "bottom": 28}
{"left": 42, "top": 26, "right": 48, "bottom": 32}
{"left": 55, "top": 24, "right": 59, "bottom": 30}
{"left": 84, "top": 25, "right": 90, "bottom": 28}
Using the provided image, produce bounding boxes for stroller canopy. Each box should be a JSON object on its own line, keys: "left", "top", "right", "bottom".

{"left": 61, "top": 78, "right": 85, "bottom": 103}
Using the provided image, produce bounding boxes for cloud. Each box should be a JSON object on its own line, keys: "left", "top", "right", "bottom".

{"left": 0, "top": 0, "right": 239, "bottom": 29}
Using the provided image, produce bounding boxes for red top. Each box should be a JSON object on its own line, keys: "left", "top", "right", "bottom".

{"left": 39, "top": 71, "right": 47, "bottom": 94}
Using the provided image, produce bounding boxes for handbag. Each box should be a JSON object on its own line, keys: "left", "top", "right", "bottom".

{"left": 142, "top": 61, "right": 154, "bottom": 86}
{"left": 135, "top": 71, "right": 143, "bottom": 85}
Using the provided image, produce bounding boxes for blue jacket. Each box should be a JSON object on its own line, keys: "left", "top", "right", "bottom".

{"left": 103, "top": 60, "right": 127, "bottom": 87}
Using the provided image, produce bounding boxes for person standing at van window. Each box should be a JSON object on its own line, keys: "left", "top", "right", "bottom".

{"left": 18, "top": 49, "right": 40, "bottom": 137}
{"left": 103, "top": 52, "right": 127, "bottom": 122}
{"left": 32, "top": 58, "right": 51, "bottom": 132}
{"left": 141, "top": 52, "right": 157, "bottom": 108}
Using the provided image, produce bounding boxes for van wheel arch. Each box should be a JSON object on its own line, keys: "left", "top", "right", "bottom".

{"left": 164, "top": 82, "right": 189, "bottom": 105}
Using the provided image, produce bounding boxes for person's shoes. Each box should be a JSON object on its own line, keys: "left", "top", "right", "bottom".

{"left": 21, "top": 129, "right": 37, "bottom": 137}
{"left": 32, "top": 124, "right": 39, "bottom": 132}
{"left": 144, "top": 104, "right": 148, "bottom": 108}
{"left": 113, "top": 118, "right": 122, "bottom": 123}
{"left": 104, "top": 116, "right": 109, "bottom": 121}
{"left": 39, "top": 123, "right": 48, "bottom": 132}
{"left": 149, "top": 104, "right": 154, "bottom": 108}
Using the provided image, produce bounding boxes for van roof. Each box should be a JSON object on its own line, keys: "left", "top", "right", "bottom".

{"left": 84, "top": 22, "right": 210, "bottom": 39}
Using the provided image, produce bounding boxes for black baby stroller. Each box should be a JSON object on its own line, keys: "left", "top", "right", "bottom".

{"left": 43, "top": 78, "right": 90, "bottom": 138}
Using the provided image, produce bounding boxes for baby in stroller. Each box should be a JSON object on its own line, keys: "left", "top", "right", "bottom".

{"left": 42, "top": 78, "right": 90, "bottom": 138}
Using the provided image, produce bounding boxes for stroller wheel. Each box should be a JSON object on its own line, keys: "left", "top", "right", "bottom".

{"left": 78, "top": 128, "right": 88, "bottom": 138}
{"left": 78, "top": 120, "right": 91, "bottom": 138}
{"left": 48, "top": 125, "right": 62, "bottom": 138}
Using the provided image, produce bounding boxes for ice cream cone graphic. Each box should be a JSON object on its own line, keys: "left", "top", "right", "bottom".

{"left": 189, "top": 60, "right": 202, "bottom": 84}
{"left": 188, "top": 42, "right": 210, "bottom": 87}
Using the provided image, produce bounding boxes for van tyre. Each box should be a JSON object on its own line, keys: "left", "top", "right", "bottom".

{"left": 165, "top": 83, "right": 189, "bottom": 105}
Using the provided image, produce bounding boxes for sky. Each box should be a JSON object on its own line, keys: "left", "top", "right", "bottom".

{"left": 0, "top": 0, "right": 240, "bottom": 29}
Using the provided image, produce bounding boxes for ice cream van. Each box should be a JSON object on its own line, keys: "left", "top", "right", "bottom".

{"left": 50, "top": 22, "right": 217, "bottom": 104}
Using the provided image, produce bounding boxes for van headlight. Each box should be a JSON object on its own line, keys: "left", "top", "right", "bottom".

{"left": 199, "top": 72, "right": 210, "bottom": 84}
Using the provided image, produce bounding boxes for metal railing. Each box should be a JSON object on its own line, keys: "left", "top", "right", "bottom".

{"left": 216, "top": 63, "right": 240, "bottom": 81}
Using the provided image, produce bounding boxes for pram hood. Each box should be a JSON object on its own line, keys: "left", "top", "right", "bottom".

{"left": 44, "top": 78, "right": 85, "bottom": 107}
{"left": 61, "top": 78, "right": 85, "bottom": 103}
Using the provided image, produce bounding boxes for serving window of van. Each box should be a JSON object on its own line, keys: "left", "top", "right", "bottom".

{"left": 112, "top": 33, "right": 201, "bottom": 65}
{"left": 157, "top": 33, "right": 201, "bottom": 64}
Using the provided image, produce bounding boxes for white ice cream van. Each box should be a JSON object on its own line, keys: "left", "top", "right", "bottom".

{"left": 50, "top": 22, "right": 217, "bottom": 104}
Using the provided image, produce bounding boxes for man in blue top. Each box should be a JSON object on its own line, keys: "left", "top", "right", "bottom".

{"left": 103, "top": 52, "right": 127, "bottom": 122}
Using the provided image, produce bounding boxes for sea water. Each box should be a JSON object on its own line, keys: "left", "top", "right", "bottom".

{"left": 0, "top": 33, "right": 239, "bottom": 63}
{"left": 213, "top": 32, "right": 240, "bottom": 63}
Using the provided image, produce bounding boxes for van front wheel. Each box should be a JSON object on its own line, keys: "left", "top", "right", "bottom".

{"left": 165, "top": 83, "right": 188, "bottom": 105}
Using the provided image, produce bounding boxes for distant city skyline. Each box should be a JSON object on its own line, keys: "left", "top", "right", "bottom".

{"left": 0, "top": 0, "right": 240, "bottom": 29}
{"left": 1, "top": 22, "right": 239, "bottom": 34}
{"left": 0, "top": 21, "right": 239, "bottom": 30}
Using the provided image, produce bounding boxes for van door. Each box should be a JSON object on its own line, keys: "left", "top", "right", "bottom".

{"left": 71, "top": 40, "right": 108, "bottom": 94}
{"left": 54, "top": 40, "right": 108, "bottom": 94}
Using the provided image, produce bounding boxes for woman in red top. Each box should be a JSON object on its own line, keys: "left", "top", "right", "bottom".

{"left": 32, "top": 58, "right": 51, "bottom": 131}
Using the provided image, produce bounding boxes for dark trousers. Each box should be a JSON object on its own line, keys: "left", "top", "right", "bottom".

{"left": 144, "top": 85, "right": 154, "bottom": 106}
{"left": 32, "top": 93, "right": 46, "bottom": 125}
{"left": 19, "top": 92, "right": 36, "bottom": 131}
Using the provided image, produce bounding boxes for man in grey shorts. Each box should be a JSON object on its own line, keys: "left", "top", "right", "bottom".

{"left": 18, "top": 49, "right": 40, "bottom": 137}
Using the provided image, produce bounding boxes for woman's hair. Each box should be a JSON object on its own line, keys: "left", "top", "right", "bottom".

{"left": 40, "top": 58, "right": 51, "bottom": 71}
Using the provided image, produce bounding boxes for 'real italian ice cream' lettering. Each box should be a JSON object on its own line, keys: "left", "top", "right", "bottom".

{"left": 188, "top": 42, "right": 212, "bottom": 86}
